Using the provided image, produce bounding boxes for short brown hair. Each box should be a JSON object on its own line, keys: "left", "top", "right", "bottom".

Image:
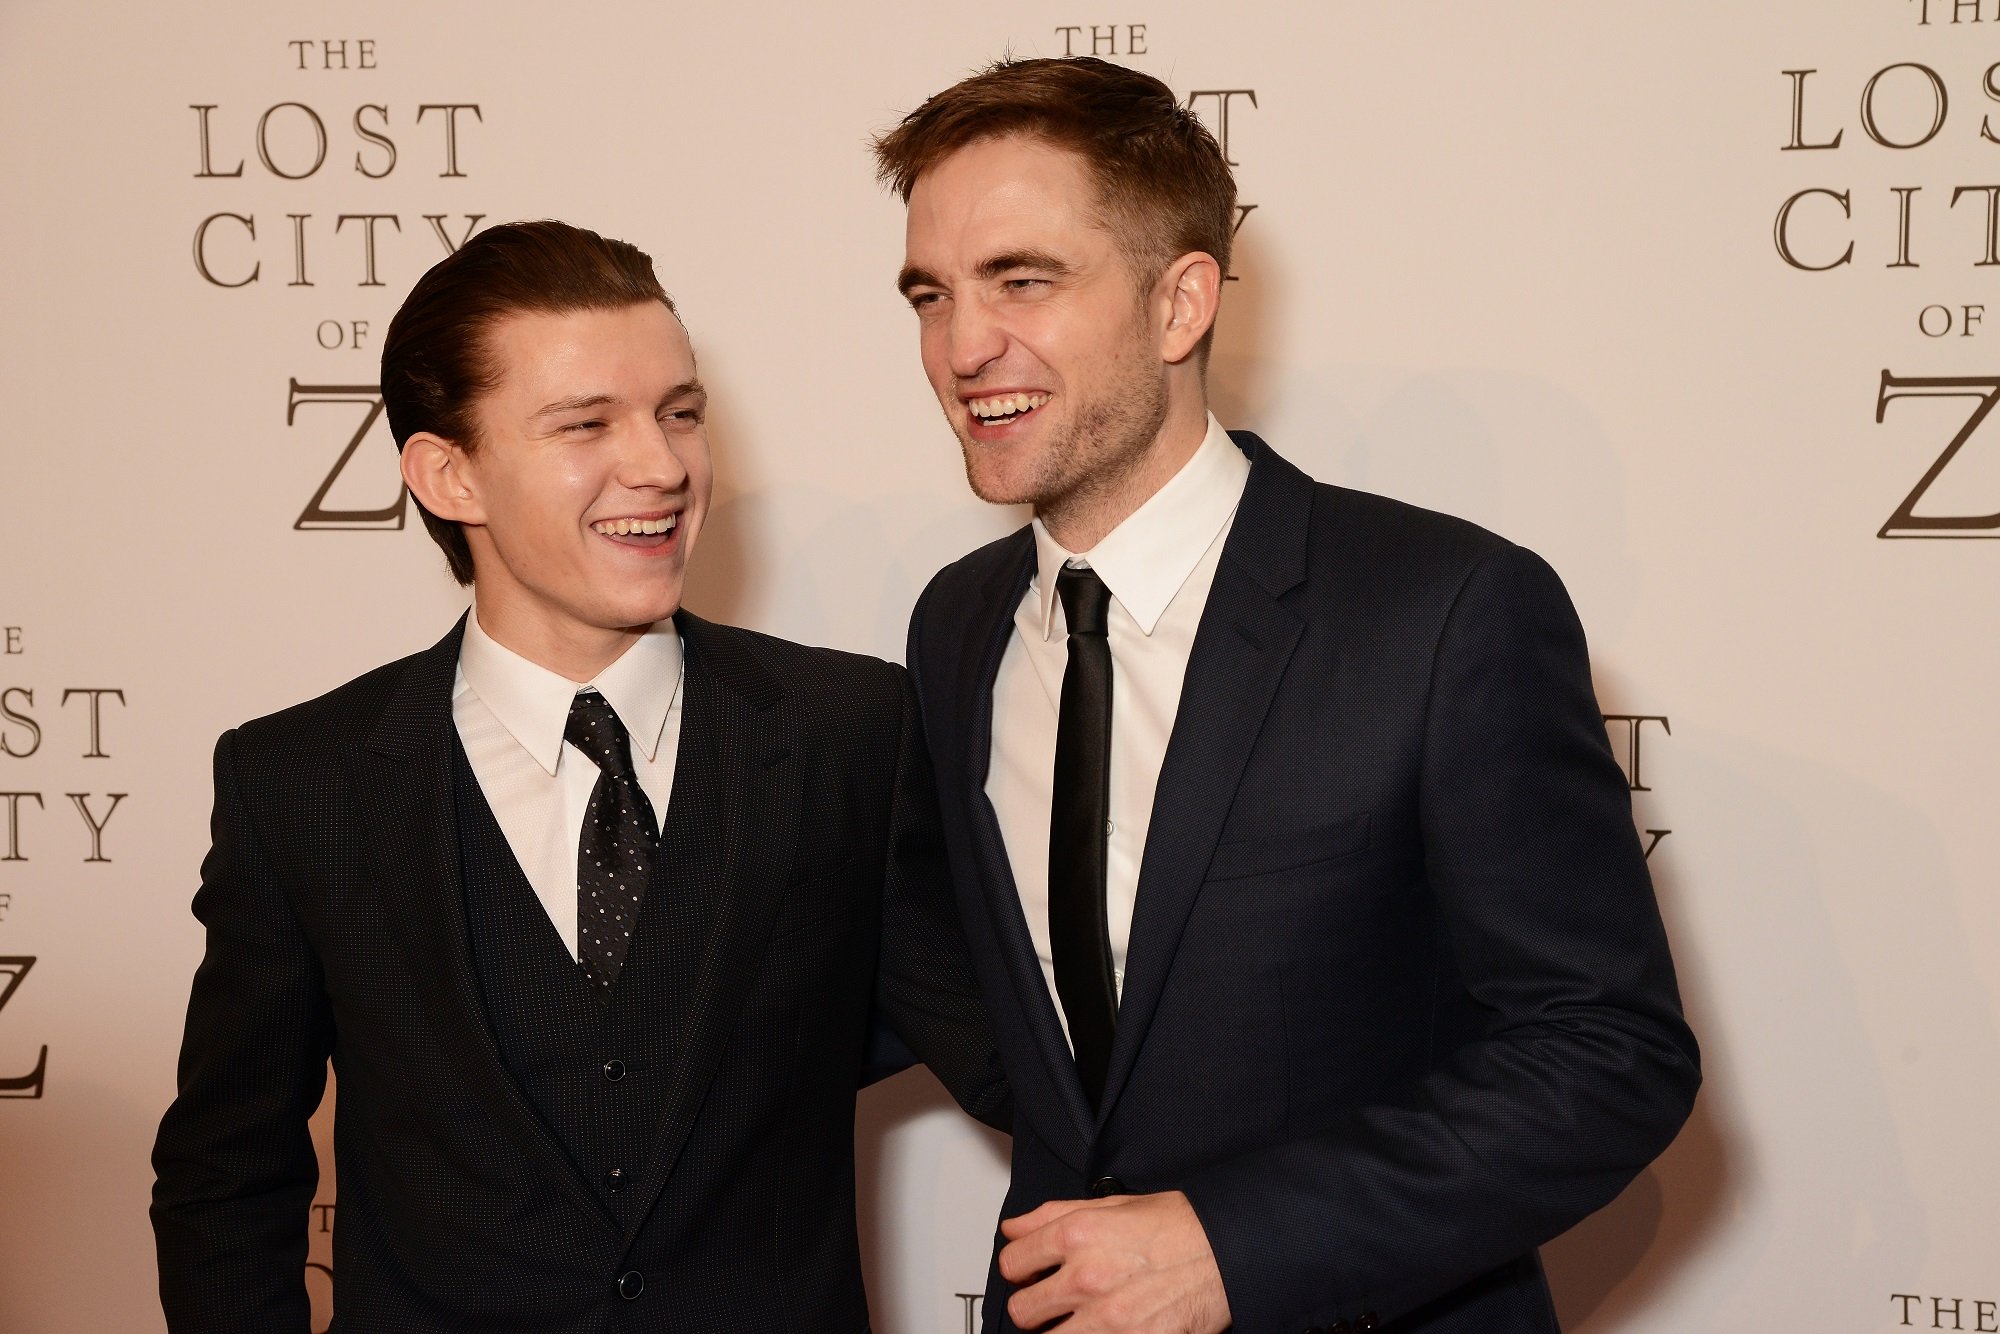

{"left": 381, "top": 219, "right": 675, "bottom": 585}
{"left": 873, "top": 57, "right": 1236, "bottom": 298}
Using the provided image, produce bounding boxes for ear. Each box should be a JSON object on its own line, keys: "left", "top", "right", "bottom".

{"left": 399, "top": 431, "right": 487, "bottom": 526}
{"left": 1157, "top": 251, "right": 1222, "bottom": 365}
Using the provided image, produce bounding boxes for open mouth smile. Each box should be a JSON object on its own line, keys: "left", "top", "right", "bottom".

{"left": 590, "top": 514, "right": 678, "bottom": 550}
{"left": 966, "top": 391, "right": 1051, "bottom": 428}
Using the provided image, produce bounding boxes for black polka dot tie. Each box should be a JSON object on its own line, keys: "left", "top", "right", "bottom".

{"left": 565, "top": 691, "right": 656, "bottom": 1001}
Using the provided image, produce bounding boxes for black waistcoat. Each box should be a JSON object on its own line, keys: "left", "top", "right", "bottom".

{"left": 452, "top": 731, "right": 719, "bottom": 1229}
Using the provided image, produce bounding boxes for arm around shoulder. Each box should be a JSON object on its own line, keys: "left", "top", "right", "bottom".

{"left": 873, "top": 663, "right": 1011, "bottom": 1132}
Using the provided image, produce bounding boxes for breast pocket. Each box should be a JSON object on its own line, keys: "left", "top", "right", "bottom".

{"left": 1205, "top": 813, "right": 1371, "bottom": 883}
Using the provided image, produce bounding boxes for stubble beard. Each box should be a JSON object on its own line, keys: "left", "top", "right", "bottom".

{"left": 952, "top": 355, "right": 1171, "bottom": 540}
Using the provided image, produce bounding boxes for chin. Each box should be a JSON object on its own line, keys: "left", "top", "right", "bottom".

{"left": 604, "top": 589, "right": 684, "bottom": 630}
{"left": 960, "top": 448, "right": 1041, "bottom": 509}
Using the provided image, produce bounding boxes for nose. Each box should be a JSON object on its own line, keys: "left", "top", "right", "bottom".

{"left": 945, "top": 295, "right": 1006, "bottom": 380}
{"left": 618, "top": 413, "right": 692, "bottom": 492}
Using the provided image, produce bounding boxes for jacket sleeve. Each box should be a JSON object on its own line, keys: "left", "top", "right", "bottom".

{"left": 1181, "top": 544, "right": 1700, "bottom": 1331}
{"left": 151, "top": 729, "right": 333, "bottom": 1333}
{"left": 874, "top": 643, "right": 1013, "bottom": 1134}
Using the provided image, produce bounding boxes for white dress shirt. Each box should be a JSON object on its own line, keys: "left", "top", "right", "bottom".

{"left": 452, "top": 611, "right": 684, "bottom": 960}
{"left": 986, "top": 414, "right": 1251, "bottom": 1046}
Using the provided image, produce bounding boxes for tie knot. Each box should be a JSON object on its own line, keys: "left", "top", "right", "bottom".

{"left": 1056, "top": 564, "right": 1111, "bottom": 637}
{"left": 564, "top": 691, "right": 637, "bottom": 779}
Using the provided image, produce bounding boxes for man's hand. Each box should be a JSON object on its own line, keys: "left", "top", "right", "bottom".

{"left": 997, "top": 1190, "right": 1231, "bottom": 1333}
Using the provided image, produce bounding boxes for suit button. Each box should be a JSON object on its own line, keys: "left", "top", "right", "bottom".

{"left": 1330, "top": 1323, "right": 1351, "bottom": 1334}
{"left": 605, "top": 1167, "right": 627, "bottom": 1194}
{"left": 1357, "top": 1316, "right": 1379, "bottom": 1332}
{"left": 1089, "top": 1175, "right": 1125, "bottom": 1197}
{"left": 602, "top": 1059, "right": 626, "bottom": 1082}
{"left": 616, "top": 1270, "right": 644, "bottom": 1300}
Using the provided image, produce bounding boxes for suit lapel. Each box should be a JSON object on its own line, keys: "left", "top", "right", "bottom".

{"left": 625, "top": 612, "right": 801, "bottom": 1241}
{"left": 1098, "top": 435, "right": 1314, "bottom": 1123}
{"left": 346, "top": 617, "right": 617, "bottom": 1233}
{"left": 954, "top": 534, "right": 1098, "bottom": 1159}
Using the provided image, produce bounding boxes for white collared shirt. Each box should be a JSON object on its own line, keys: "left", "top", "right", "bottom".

{"left": 986, "top": 414, "right": 1251, "bottom": 1044}
{"left": 452, "top": 611, "right": 684, "bottom": 960}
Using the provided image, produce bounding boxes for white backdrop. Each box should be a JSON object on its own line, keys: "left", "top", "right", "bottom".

{"left": 1, "top": 2, "right": 1996, "bottom": 1330}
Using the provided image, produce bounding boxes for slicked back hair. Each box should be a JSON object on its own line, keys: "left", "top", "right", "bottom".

{"left": 381, "top": 219, "right": 675, "bottom": 585}
{"left": 873, "top": 57, "right": 1235, "bottom": 352}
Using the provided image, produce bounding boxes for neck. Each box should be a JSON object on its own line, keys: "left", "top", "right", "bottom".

{"left": 1038, "top": 395, "right": 1209, "bottom": 553}
{"left": 472, "top": 599, "right": 652, "bottom": 683}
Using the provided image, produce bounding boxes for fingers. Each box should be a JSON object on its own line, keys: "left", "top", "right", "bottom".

{"left": 997, "top": 1192, "right": 1229, "bottom": 1334}
{"left": 1007, "top": 1273, "right": 1071, "bottom": 1331}
{"left": 1000, "top": 1195, "right": 1104, "bottom": 1239}
{"left": 996, "top": 1212, "right": 1073, "bottom": 1283}
{"left": 999, "top": 1198, "right": 1132, "bottom": 1326}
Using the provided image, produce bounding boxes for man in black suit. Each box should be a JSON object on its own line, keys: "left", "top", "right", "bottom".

{"left": 151, "top": 220, "right": 1006, "bottom": 1332}
{"left": 874, "top": 59, "right": 1700, "bottom": 1333}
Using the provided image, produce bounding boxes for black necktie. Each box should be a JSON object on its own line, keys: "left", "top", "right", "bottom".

{"left": 1050, "top": 563, "right": 1118, "bottom": 1110}
{"left": 566, "top": 692, "right": 657, "bottom": 1001}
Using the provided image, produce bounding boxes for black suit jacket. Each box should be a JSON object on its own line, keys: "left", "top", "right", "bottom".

{"left": 907, "top": 434, "right": 1699, "bottom": 1333}
{"left": 152, "top": 611, "right": 1008, "bottom": 1333}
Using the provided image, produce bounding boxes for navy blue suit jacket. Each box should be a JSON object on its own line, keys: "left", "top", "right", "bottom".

{"left": 906, "top": 434, "right": 1699, "bottom": 1333}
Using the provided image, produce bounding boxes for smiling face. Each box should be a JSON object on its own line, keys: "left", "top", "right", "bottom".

{"left": 405, "top": 301, "right": 710, "bottom": 678}
{"left": 899, "top": 134, "right": 1187, "bottom": 540}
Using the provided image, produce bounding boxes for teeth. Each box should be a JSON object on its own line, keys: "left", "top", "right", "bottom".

{"left": 592, "top": 515, "right": 679, "bottom": 536}
{"left": 969, "top": 392, "right": 1050, "bottom": 419}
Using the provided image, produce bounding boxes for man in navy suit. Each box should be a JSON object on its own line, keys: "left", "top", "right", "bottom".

{"left": 874, "top": 58, "right": 1699, "bottom": 1333}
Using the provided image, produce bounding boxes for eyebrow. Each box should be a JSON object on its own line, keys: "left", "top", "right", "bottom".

{"left": 896, "top": 251, "right": 1077, "bottom": 297}
{"left": 531, "top": 392, "right": 618, "bottom": 420}
{"left": 978, "top": 250, "right": 1075, "bottom": 282}
{"left": 531, "top": 380, "right": 705, "bottom": 420}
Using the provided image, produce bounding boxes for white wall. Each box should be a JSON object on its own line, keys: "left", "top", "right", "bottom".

{"left": 1, "top": 2, "right": 1994, "bottom": 1330}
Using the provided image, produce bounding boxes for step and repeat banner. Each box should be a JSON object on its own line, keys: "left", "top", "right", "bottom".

{"left": 2, "top": 1, "right": 1996, "bottom": 1330}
